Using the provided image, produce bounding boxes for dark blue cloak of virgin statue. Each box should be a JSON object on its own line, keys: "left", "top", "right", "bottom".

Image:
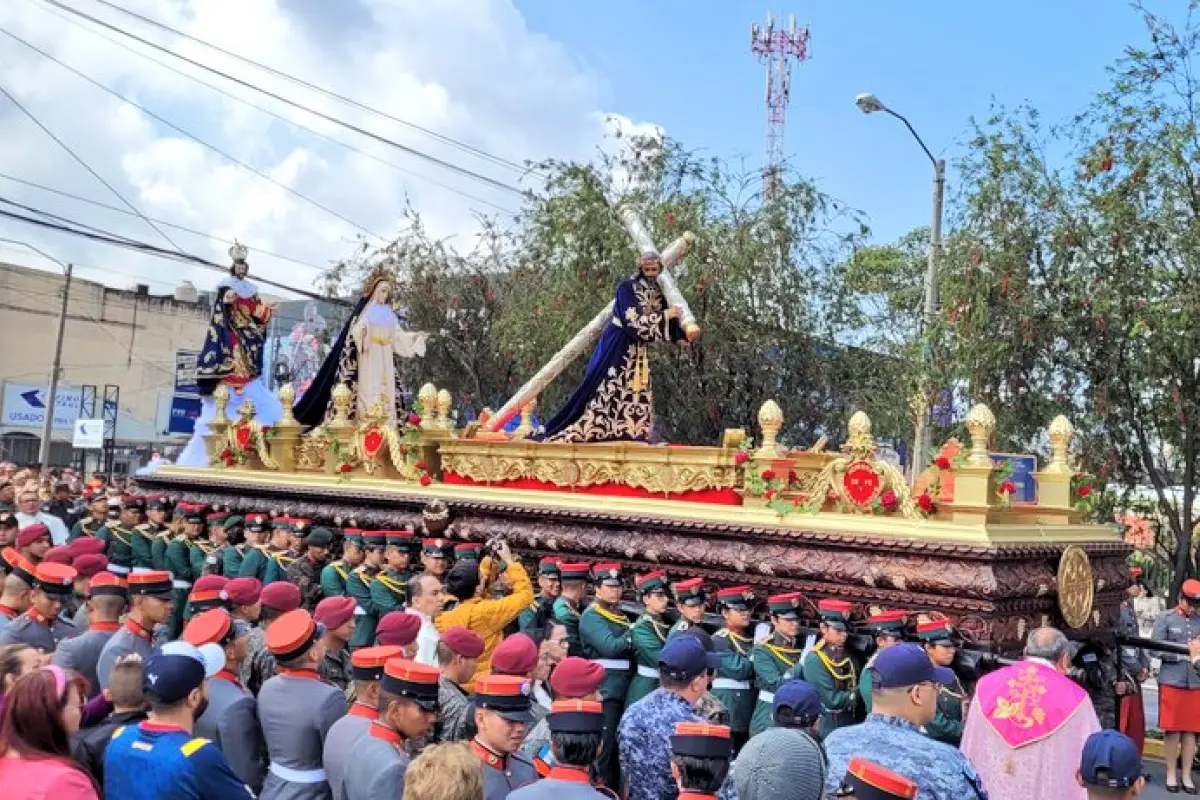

{"left": 195, "top": 267, "right": 271, "bottom": 396}
{"left": 538, "top": 267, "right": 685, "bottom": 443}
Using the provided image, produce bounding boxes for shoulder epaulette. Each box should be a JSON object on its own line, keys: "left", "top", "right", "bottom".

{"left": 180, "top": 736, "right": 210, "bottom": 757}
{"left": 111, "top": 725, "right": 126, "bottom": 740}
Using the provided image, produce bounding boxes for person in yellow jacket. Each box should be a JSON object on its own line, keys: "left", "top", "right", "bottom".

{"left": 435, "top": 539, "right": 534, "bottom": 690}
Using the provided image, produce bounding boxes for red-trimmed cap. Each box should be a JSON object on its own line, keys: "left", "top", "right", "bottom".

{"left": 88, "top": 571, "right": 126, "bottom": 597}
{"left": 492, "top": 633, "right": 538, "bottom": 676}
{"left": 226, "top": 577, "right": 262, "bottom": 607}
{"left": 67, "top": 538, "right": 106, "bottom": 558}
{"left": 550, "top": 656, "right": 605, "bottom": 699}
{"left": 376, "top": 612, "right": 422, "bottom": 647}
{"left": 351, "top": 645, "right": 404, "bottom": 681}
{"left": 915, "top": 619, "right": 955, "bottom": 644}
{"left": 1183, "top": 579, "right": 1200, "bottom": 602}
{"left": 440, "top": 626, "right": 485, "bottom": 658}
{"left": 34, "top": 562, "right": 77, "bottom": 596}
{"left": 260, "top": 582, "right": 301, "bottom": 612}
{"left": 126, "top": 570, "right": 173, "bottom": 596}
{"left": 538, "top": 557, "right": 561, "bottom": 576}
{"left": 547, "top": 699, "right": 604, "bottom": 733}
{"left": 635, "top": 570, "right": 668, "bottom": 593}
{"left": 385, "top": 530, "right": 414, "bottom": 544}
{"left": 557, "top": 562, "right": 591, "bottom": 581}
{"left": 16, "top": 523, "right": 50, "bottom": 548}
{"left": 381, "top": 658, "right": 440, "bottom": 707}
{"left": 843, "top": 756, "right": 918, "bottom": 799}
{"left": 670, "top": 722, "right": 733, "bottom": 759}
{"left": 672, "top": 577, "right": 705, "bottom": 604}
{"left": 290, "top": 518, "right": 311, "bottom": 533}
{"left": 314, "top": 596, "right": 356, "bottom": 630}
{"left": 183, "top": 608, "right": 235, "bottom": 647}
{"left": 767, "top": 592, "right": 803, "bottom": 618}
{"left": 42, "top": 546, "right": 72, "bottom": 565}
{"left": 265, "top": 609, "right": 320, "bottom": 659}
{"left": 473, "top": 674, "right": 535, "bottom": 721}
{"left": 716, "top": 585, "right": 755, "bottom": 609}
{"left": 818, "top": 598, "right": 853, "bottom": 626}
{"left": 73, "top": 553, "right": 109, "bottom": 578}
{"left": 592, "top": 562, "right": 623, "bottom": 585}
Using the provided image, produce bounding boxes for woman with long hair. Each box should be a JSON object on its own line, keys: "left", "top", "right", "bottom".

{"left": 0, "top": 665, "right": 99, "bottom": 799}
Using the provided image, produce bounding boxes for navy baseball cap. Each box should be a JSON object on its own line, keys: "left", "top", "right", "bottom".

{"left": 871, "top": 642, "right": 955, "bottom": 689}
{"left": 1080, "top": 730, "right": 1142, "bottom": 789}
{"left": 773, "top": 679, "right": 822, "bottom": 726}
{"left": 143, "top": 641, "right": 223, "bottom": 704}
{"left": 659, "top": 636, "right": 722, "bottom": 681}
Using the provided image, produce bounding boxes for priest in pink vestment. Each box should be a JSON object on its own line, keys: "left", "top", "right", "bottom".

{"left": 961, "top": 627, "right": 1101, "bottom": 800}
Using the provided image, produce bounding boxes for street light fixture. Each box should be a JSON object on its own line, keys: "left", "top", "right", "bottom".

{"left": 855, "top": 92, "right": 946, "bottom": 479}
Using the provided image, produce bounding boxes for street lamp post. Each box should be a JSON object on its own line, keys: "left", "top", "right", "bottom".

{"left": 855, "top": 93, "right": 945, "bottom": 479}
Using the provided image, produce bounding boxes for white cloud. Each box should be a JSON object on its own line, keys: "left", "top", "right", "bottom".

{"left": 0, "top": 0, "right": 658, "bottom": 297}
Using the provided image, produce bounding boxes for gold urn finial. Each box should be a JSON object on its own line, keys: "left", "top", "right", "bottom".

{"left": 435, "top": 389, "right": 453, "bottom": 428}
{"left": 966, "top": 403, "right": 996, "bottom": 466}
{"left": 755, "top": 400, "right": 783, "bottom": 459}
{"left": 1047, "top": 414, "right": 1074, "bottom": 474}
{"left": 417, "top": 383, "right": 438, "bottom": 428}
{"left": 331, "top": 382, "right": 352, "bottom": 426}
{"left": 514, "top": 398, "right": 537, "bottom": 439}
{"left": 212, "top": 383, "right": 230, "bottom": 421}
{"left": 277, "top": 383, "right": 297, "bottom": 426}
{"left": 846, "top": 410, "right": 875, "bottom": 454}
{"left": 237, "top": 399, "right": 256, "bottom": 421}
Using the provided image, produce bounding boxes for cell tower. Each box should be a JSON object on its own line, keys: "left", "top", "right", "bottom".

{"left": 750, "top": 12, "right": 810, "bottom": 202}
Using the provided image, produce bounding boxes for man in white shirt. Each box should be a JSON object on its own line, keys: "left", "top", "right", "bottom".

{"left": 15, "top": 487, "right": 69, "bottom": 546}
{"left": 408, "top": 573, "right": 445, "bottom": 667}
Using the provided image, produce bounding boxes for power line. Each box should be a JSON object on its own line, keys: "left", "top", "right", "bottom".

{"left": 31, "top": 4, "right": 518, "bottom": 216}
{"left": 0, "top": 173, "right": 330, "bottom": 273}
{"left": 0, "top": 202, "right": 353, "bottom": 306}
{"left": 39, "top": 0, "right": 530, "bottom": 197}
{"left": 75, "top": 0, "right": 537, "bottom": 179}
{"left": 0, "top": 25, "right": 385, "bottom": 241}
{"left": 0, "top": 81, "right": 185, "bottom": 254}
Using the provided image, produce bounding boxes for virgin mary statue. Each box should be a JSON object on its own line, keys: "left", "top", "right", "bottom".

{"left": 293, "top": 267, "right": 428, "bottom": 428}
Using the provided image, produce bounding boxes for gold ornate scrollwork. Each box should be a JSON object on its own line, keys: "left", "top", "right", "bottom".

{"left": 354, "top": 401, "right": 419, "bottom": 479}
{"left": 801, "top": 412, "right": 920, "bottom": 518}
{"left": 221, "top": 400, "right": 278, "bottom": 470}
{"left": 296, "top": 427, "right": 329, "bottom": 470}
{"left": 1057, "top": 545, "right": 1095, "bottom": 629}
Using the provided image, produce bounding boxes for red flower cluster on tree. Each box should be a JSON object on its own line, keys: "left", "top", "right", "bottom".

{"left": 935, "top": 456, "right": 952, "bottom": 470}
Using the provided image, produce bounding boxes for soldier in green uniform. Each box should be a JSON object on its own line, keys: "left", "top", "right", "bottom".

{"left": 668, "top": 577, "right": 707, "bottom": 638}
{"left": 419, "top": 537, "right": 454, "bottom": 580}
{"left": 518, "top": 557, "right": 561, "bottom": 632}
{"left": 859, "top": 610, "right": 907, "bottom": 714}
{"left": 802, "top": 598, "right": 859, "bottom": 739}
{"left": 370, "top": 529, "right": 414, "bottom": 616}
{"left": 348, "top": 530, "right": 386, "bottom": 648}
{"left": 578, "top": 561, "right": 632, "bottom": 791}
{"left": 261, "top": 518, "right": 299, "bottom": 585}
{"left": 224, "top": 512, "right": 265, "bottom": 576}
{"left": 100, "top": 495, "right": 143, "bottom": 578}
{"left": 152, "top": 504, "right": 185, "bottom": 571}
{"left": 130, "top": 496, "right": 169, "bottom": 571}
{"left": 187, "top": 512, "right": 224, "bottom": 580}
{"left": 69, "top": 494, "right": 109, "bottom": 541}
{"left": 454, "top": 542, "right": 482, "bottom": 563}
{"left": 201, "top": 511, "right": 237, "bottom": 576}
{"left": 915, "top": 618, "right": 966, "bottom": 746}
{"left": 164, "top": 503, "right": 207, "bottom": 638}
{"left": 749, "top": 592, "right": 804, "bottom": 737}
{"left": 238, "top": 516, "right": 287, "bottom": 582}
{"left": 626, "top": 570, "right": 671, "bottom": 706}
{"left": 712, "top": 585, "right": 757, "bottom": 749}
{"left": 552, "top": 561, "right": 590, "bottom": 657}
{"left": 320, "top": 527, "right": 364, "bottom": 598}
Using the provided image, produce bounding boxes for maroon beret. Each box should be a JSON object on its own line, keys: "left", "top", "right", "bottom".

{"left": 226, "top": 577, "right": 262, "bottom": 607}
{"left": 260, "top": 581, "right": 301, "bottom": 612}
{"left": 42, "top": 546, "right": 73, "bottom": 565}
{"left": 67, "top": 538, "right": 107, "bottom": 557}
{"left": 491, "top": 633, "right": 538, "bottom": 676}
{"left": 314, "top": 596, "right": 356, "bottom": 630}
{"left": 551, "top": 656, "right": 606, "bottom": 699}
{"left": 440, "top": 626, "right": 484, "bottom": 659}
{"left": 73, "top": 553, "right": 109, "bottom": 578}
{"left": 375, "top": 612, "right": 422, "bottom": 647}
{"left": 192, "top": 574, "right": 229, "bottom": 594}
{"left": 17, "top": 524, "right": 50, "bottom": 549}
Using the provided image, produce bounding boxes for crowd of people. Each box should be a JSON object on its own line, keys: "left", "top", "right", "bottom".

{"left": 0, "top": 463, "right": 1175, "bottom": 799}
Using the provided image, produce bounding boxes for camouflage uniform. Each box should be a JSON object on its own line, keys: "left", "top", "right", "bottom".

{"left": 617, "top": 688, "right": 735, "bottom": 800}
{"left": 241, "top": 624, "right": 276, "bottom": 697}
{"left": 824, "top": 713, "right": 988, "bottom": 800}
{"left": 286, "top": 555, "right": 324, "bottom": 611}
{"left": 318, "top": 643, "right": 352, "bottom": 693}
{"left": 433, "top": 676, "right": 473, "bottom": 743}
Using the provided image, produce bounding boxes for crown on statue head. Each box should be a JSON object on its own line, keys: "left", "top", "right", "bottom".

{"left": 228, "top": 239, "right": 249, "bottom": 263}
{"left": 361, "top": 262, "right": 395, "bottom": 298}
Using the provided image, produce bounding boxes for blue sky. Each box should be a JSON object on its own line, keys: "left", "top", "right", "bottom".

{"left": 516, "top": 0, "right": 1161, "bottom": 244}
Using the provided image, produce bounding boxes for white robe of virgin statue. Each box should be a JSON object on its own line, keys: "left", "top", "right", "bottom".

{"left": 350, "top": 302, "right": 428, "bottom": 426}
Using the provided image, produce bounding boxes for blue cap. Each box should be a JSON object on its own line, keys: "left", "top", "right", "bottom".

{"left": 773, "top": 680, "right": 821, "bottom": 725}
{"left": 870, "top": 642, "right": 955, "bottom": 689}
{"left": 659, "top": 636, "right": 722, "bottom": 681}
{"left": 1080, "top": 730, "right": 1142, "bottom": 789}
{"left": 143, "top": 641, "right": 223, "bottom": 704}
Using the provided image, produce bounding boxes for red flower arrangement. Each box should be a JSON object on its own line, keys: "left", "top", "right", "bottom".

{"left": 880, "top": 490, "right": 899, "bottom": 513}
{"left": 734, "top": 451, "right": 750, "bottom": 466}
{"left": 761, "top": 469, "right": 776, "bottom": 481}
{"left": 917, "top": 493, "right": 936, "bottom": 514}
{"left": 419, "top": 474, "right": 432, "bottom": 487}
{"left": 935, "top": 456, "right": 951, "bottom": 470}
{"left": 407, "top": 413, "right": 422, "bottom": 427}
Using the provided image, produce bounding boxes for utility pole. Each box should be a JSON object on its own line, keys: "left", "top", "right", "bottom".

{"left": 39, "top": 263, "right": 73, "bottom": 466}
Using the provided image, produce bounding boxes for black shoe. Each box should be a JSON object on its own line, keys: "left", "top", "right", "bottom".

{"left": 1183, "top": 782, "right": 1198, "bottom": 795}
{"left": 1167, "top": 782, "right": 1180, "bottom": 794}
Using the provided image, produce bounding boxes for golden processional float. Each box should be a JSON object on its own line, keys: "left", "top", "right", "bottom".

{"left": 141, "top": 207, "right": 1128, "bottom": 655}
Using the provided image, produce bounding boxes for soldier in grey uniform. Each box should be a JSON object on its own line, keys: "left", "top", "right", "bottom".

{"left": 53, "top": 571, "right": 125, "bottom": 698}
{"left": 1152, "top": 578, "right": 1200, "bottom": 792}
{"left": 471, "top": 674, "right": 540, "bottom": 800}
{"left": 0, "top": 560, "right": 78, "bottom": 652}
{"left": 258, "top": 608, "right": 349, "bottom": 800}
{"left": 0, "top": 550, "right": 35, "bottom": 636}
{"left": 341, "top": 657, "right": 440, "bottom": 800}
{"left": 95, "top": 570, "right": 175, "bottom": 691}
{"left": 185, "top": 608, "right": 267, "bottom": 795}
{"left": 323, "top": 645, "right": 403, "bottom": 800}
{"left": 509, "top": 699, "right": 614, "bottom": 800}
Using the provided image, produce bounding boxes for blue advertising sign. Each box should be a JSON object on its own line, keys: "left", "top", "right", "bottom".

{"left": 169, "top": 351, "right": 201, "bottom": 435}
{"left": 991, "top": 453, "right": 1038, "bottom": 504}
